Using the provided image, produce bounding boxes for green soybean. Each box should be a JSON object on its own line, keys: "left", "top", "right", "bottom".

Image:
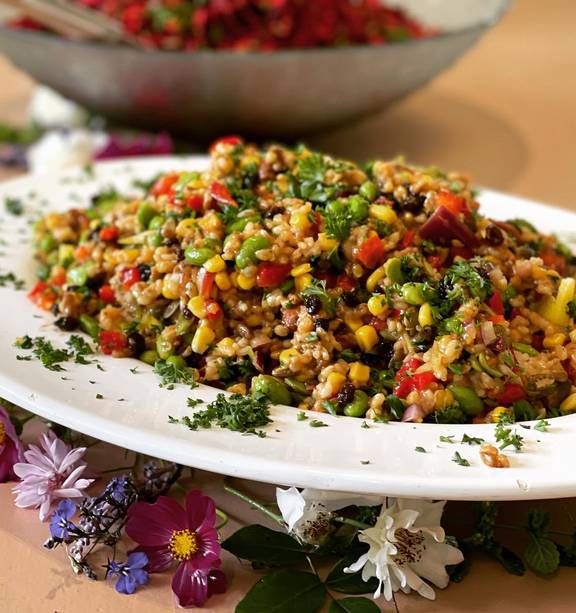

{"left": 385, "top": 257, "right": 404, "bottom": 283}
{"left": 39, "top": 234, "right": 57, "bottom": 253}
{"left": 67, "top": 267, "right": 88, "bottom": 287}
{"left": 226, "top": 216, "right": 260, "bottom": 234}
{"left": 149, "top": 231, "right": 163, "bottom": 247}
{"left": 137, "top": 203, "right": 157, "bottom": 229}
{"left": 185, "top": 246, "right": 216, "bottom": 266}
{"left": 449, "top": 385, "right": 484, "bottom": 416}
{"left": 252, "top": 375, "right": 292, "bottom": 405}
{"left": 166, "top": 355, "right": 188, "bottom": 369}
{"left": 402, "top": 282, "right": 426, "bottom": 306}
{"left": 344, "top": 390, "right": 369, "bottom": 418}
{"left": 235, "top": 235, "right": 271, "bottom": 269}
{"left": 58, "top": 244, "right": 75, "bottom": 267}
{"left": 156, "top": 336, "right": 174, "bottom": 360}
{"left": 359, "top": 181, "right": 378, "bottom": 202}
{"left": 79, "top": 314, "right": 100, "bottom": 339}
{"left": 148, "top": 215, "right": 165, "bottom": 231}
{"left": 140, "top": 349, "right": 159, "bottom": 365}
{"left": 348, "top": 196, "right": 369, "bottom": 222}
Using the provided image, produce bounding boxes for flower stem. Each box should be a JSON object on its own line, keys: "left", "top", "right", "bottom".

{"left": 223, "top": 483, "right": 283, "bottom": 526}
{"left": 215, "top": 508, "right": 229, "bottom": 530}
{"left": 333, "top": 516, "right": 371, "bottom": 530}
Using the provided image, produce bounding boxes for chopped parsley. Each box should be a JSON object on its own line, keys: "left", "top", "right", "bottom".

{"left": 187, "top": 398, "right": 204, "bottom": 408}
{"left": 309, "top": 419, "right": 329, "bottom": 428}
{"left": 360, "top": 460, "right": 371, "bottom": 465}
{"left": 129, "top": 366, "right": 139, "bottom": 374}
{"left": 439, "top": 434, "right": 455, "bottom": 443}
{"left": 415, "top": 446, "right": 427, "bottom": 453}
{"left": 361, "top": 421, "right": 370, "bottom": 429}
{"left": 66, "top": 335, "right": 94, "bottom": 364}
{"left": 534, "top": 419, "right": 550, "bottom": 433}
{"left": 461, "top": 433, "right": 485, "bottom": 446}
{"left": 171, "top": 392, "right": 271, "bottom": 437}
{"left": 0, "top": 272, "right": 25, "bottom": 290}
{"left": 323, "top": 206, "right": 352, "bottom": 241}
{"left": 15, "top": 335, "right": 70, "bottom": 371}
{"left": 4, "top": 197, "right": 23, "bottom": 216}
{"left": 154, "top": 360, "right": 197, "bottom": 390}
{"left": 301, "top": 280, "right": 338, "bottom": 317}
{"left": 297, "top": 411, "right": 308, "bottom": 421}
{"left": 495, "top": 415, "right": 524, "bottom": 452}
{"left": 322, "top": 400, "right": 339, "bottom": 416}
{"left": 95, "top": 393, "right": 104, "bottom": 400}
{"left": 452, "top": 451, "right": 471, "bottom": 467}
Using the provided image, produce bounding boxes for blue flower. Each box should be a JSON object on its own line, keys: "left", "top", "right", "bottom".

{"left": 108, "top": 476, "right": 131, "bottom": 503}
{"left": 49, "top": 499, "right": 77, "bottom": 540}
{"left": 106, "top": 552, "right": 149, "bottom": 595}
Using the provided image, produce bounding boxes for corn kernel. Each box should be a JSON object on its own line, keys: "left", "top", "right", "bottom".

{"left": 327, "top": 372, "right": 347, "bottom": 393}
{"left": 197, "top": 211, "right": 223, "bottom": 233}
{"left": 418, "top": 303, "right": 434, "bottom": 327}
{"left": 191, "top": 324, "right": 215, "bottom": 354}
{"left": 345, "top": 315, "right": 363, "bottom": 332}
{"left": 434, "top": 389, "right": 454, "bottom": 409}
{"left": 203, "top": 255, "right": 226, "bottom": 273}
{"left": 355, "top": 325, "right": 378, "bottom": 352}
{"left": 227, "top": 383, "right": 247, "bottom": 395}
{"left": 352, "top": 264, "right": 364, "bottom": 279}
{"left": 187, "top": 296, "right": 206, "bottom": 319}
{"left": 237, "top": 273, "right": 256, "bottom": 290}
{"left": 245, "top": 314, "right": 263, "bottom": 326}
{"left": 369, "top": 204, "right": 397, "bottom": 224}
{"left": 121, "top": 249, "right": 140, "bottom": 264}
{"left": 485, "top": 406, "right": 513, "bottom": 423}
{"left": 214, "top": 272, "right": 232, "bottom": 291}
{"left": 543, "top": 332, "right": 567, "bottom": 349}
{"left": 295, "top": 273, "right": 313, "bottom": 292}
{"left": 217, "top": 337, "right": 236, "bottom": 356}
{"left": 318, "top": 232, "right": 339, "bottom": 252}
{"left": 161, "top": 274, "right": 180, "bottom": 300}
{"left": 366, "top": 265, "right": 387, "bottom": 292}
{"left": 290, "top": 209, "right": 312, "bottom": 232}
{"left": 349, "top": 363, "right": 370, "bottom": 385}
{"left": 367, "top": 295, "right": 387, "bottom": 317}
{"left": 291, "top": 263, "right": 312, "bottom": 277}
{"left": 277, "top": 174, "right": 290, "bottom": 193}
{"left": 560, "top": 393, "right": 576, "bottom": 413}
{"left": 280, "top": 348, "right": 300, "bottom": 364}
{"left": 176, "top": 218, "right": 197, "bottom": 238}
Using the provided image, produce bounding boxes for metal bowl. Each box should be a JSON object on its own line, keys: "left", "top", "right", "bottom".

{"left": 0, "top": 1, "right": 510, "bottom": 139}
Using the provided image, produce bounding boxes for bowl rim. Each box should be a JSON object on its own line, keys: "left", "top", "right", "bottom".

{"left": 0, "top": 0, "right": 511, "bottom": 58}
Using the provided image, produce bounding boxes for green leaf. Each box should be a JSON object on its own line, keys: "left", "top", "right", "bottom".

{"left": 486, "top": 542, "right": 525, "bottom": 576}
{"left": 326, "top": 557, "right": 378, "bottom": 595}
{"left": 557, "top": 541, "right": 576, "bottom": 567}
{"left": 236, "top": 570, "right": 326, "bottom": 613}
{"left": 329, "top": 597, "right": 381, "bottom": 613}
{"left": 524, "top": 536, "right": 560, "bottom": 575}
{"left": 526, "top": 508, "right": 550, "bottom": 537}
{"left": 222, "top": 525, "right": 306, "bottom": 567}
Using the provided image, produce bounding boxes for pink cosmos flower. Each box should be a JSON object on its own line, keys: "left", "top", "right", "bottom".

{"left": 126, "top": 490, "right": 226, "bottom": 608}
{"left": 0, "top": 406, "right": 24, "bottom": 482}
{"left": 12, "top": 431, "right": 93, "bottom": 521}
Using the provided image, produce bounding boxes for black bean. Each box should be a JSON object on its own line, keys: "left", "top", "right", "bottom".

{"left": 341, "top": 292, "right": 357, "bottom": 307}
{"left": 86, "top": 272, "right": 106, "bottom": 290}
{"left": 55, "top": 316, "right": 79, "bottom": 331}
{"left": 485, "top": 224, "right": 504, "bottom": 246}
{"left": 336, "top": 383, "right": 356, "bottom": 406}
{"left": 400, "top": 191, "right": 426, "bottom": 214}
{"left": 137, "top": 264, "right": 152, "bottom": 282}
{"left": 127, "top": 332, "right": 146, "bottom": 357}
{"left": 314, "top": 317, "right": 329, "bottom": 330}
{"left": 182, "top": 306, "right": 193, "bottom": 320}
{"left": 304, "top": 295, "right": 322, "bottom": 315}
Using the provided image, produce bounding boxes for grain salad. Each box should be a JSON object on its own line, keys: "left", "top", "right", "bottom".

{"left": 30, "top": 139, "right": 576, "bottom": 424}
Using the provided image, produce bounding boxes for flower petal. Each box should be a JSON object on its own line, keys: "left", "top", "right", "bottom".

{"left": 127, "top": 551, "right": 149, "bottom": 570}
{"left": 185, "top": 490, "right": 216, "bottom": 532}
{"left": 171, "top": 562, "right": 210, "bottom": 608}
{"left": 276, "top": 486, "right": 307, "bottom": 531}
{"left": 126, "top": 496, "right": 186, "bottom": 547}
{"left": 133, "top": 546, "right": 173, "bottom": 573}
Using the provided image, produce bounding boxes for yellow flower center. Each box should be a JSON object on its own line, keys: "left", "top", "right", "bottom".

{"left": 169, "top": 529, "right": 198, "bottom": 561}
{"left": 0, "top": 421, "right": 6, "bottom": 446}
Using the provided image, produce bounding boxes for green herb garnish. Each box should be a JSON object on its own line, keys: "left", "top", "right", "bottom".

{"left": 4, "top": 197, "right": 23, "bottom": 216}
{"left": 66, "top": 335, "right": 94, "bottom": 364}
{"left": 309, "top": 419, "right": 329, "bottom": 428}
{"left": 0, "top": 272, "right": 25, "bottom": 290}
{"left": 534, "top": 419, "right": 550, "bottom": 433}
{"left": 415, "top": 446, "right": 427, "bottom": 453}
{"left": 301, "top": 279, "right": 338, "bottom": 317}
{"left": 461, "top": 433, "right": 485, "bottom": 446}
{"left": 439, "top": 435, "right": 455, "bottom": 443}
{"left": 297, "top": 411, "right": 308, "bottom": 421}
{"left": 495, "top": 415, "right": 524, "bottom": 451}
{"left": 154, "top": 360, "right": 197, "bottom": 390}
{"left": 452, "top": 451, "right": 471, "bottom": 467}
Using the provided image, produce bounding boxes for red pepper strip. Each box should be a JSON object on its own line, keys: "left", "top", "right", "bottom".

{"left": 120, "top": 267, "right": 141, "bottom": 289}
{"left": 436, "top": 190, "right": 469, "bottom": 216}
{"left": 99, "top": 226, "right": 119, "bottom": 242}
{"left": 336, "top": 274, "right": 356, "bottom": 293}
{"left": 28, "top": 281, "right": 57, "bottom": 311}
{"left": 99, "top": 285, "right": 116, "bottom": 304}
{"left": 488, "top": 291, "right": 504, "bottom": 316}
{"left": 356, "top": 235, "right": 386, "bottom": 269}
{"left": 400, "top": 230, "right": 416, "bottom": 249}
{"left": 197, "top": 269, "right": 215, "bottom": 299}
{"left": 496, "top": 383, "right": 526, "bottom": 406}
{"left": 99, "top": 330, "right": 128, "bottom": 355}
{"left": 151, "top": 173, "right": 178, "bottom": 197}
{"left": 256, "top": 263, "right": 292, "bottom": 288}
{"left": 186, "top": 194, "right": 204, "bottom": 212}
{"left": 209, "top": 136, "right": 243, "bottom": 153}
{"left": 210, "top": 182, "right": 237, "bottom": 207}
{"left": 541, "top": 250, "right": 567, "bottom": 275}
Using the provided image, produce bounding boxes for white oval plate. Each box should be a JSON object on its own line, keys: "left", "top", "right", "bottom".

{"left": 0, "top": 157, "right": 575, "bottom": 501}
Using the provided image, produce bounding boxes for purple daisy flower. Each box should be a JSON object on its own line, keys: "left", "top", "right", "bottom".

{"left": 126, "top": 490, "right": 226, "bottom": 607}
{"left": 106, "top": 551, "right": 149, "bottom": 595}
{"left": 0, "top": 406, "right": 23, "bottom": 483}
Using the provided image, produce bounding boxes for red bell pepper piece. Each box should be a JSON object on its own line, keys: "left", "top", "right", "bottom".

{"left": 336, "top": 274, "right": 356, "bottom": 293}
{"left": 356, "top": 235, "right": 386, "bottom": 269}
{"left": 393, "top": 357, "right": 437, "bottom": 399}
{"left": 540, "top": 250, "right": 567, "bottom": 275}
{"left": 436, "top": 190, "right": 469, "bottom": 216}
{"left": 185, "top": 194, "right": 204, "bottom": 212}
{"left": 496, "top": 383, "right": 526, "bottom": 406}
{"left": 426, "top": 254, "right": 444, "bottom": 269}
{"left": 488, "top": 291, "right": 504, "bottom": 316}
{"left": 400, "top": 230, "right": 416, "bottom": 249}
{"left": 151, "top": 173, "right": 178, "bottom": 198}
{"left": 209, "top": 136, "right": 243, "bottom": 153}
{"left": 210, "top": 182, "right": 237, "bottom": 207}
{"left": 120, "top": 267, "right": 141, "bottom": 289}
{"left": 205, "top": 300, "right": 223, "bottom": 321}
{"left": 256, "top": 263, "right": 292, "bottom": 288}
{"left": 99, "top": 330, "right": 128, "bottom": 355}
{"left": 98, "top": 285, "right": 116, "bottom": 303}
{"left": 197, "top": 268, "right": 215, "bottom": 299}
{"left": 28, "top": 281, "right": 57, "bottom": 311}
{"left": 99, "top": 226, "right": 119, "bottom": 242}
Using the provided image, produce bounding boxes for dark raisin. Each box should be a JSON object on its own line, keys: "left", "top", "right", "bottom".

{"left": 127, "top": 332, "right": 146, "bottom": 356}
{"left": 362, "top": 340, "right": 395, "bottom": 368}
{"left": 182, "top": 306, "right": 193, "bottom": 320}
{"left": 400, "top": 191, "right": 426, "bottom": 214}
{"left": 336, "top": 383, "right": 356, "bottom": 406}
{"left": 86, "top": 272, "right": 106, "bottom": 290}
{"left": 137, "top": 264, "right": 152, "bottom": 282}
{"left": 485, "top": 224, "right": 504, "bottom": 246}
{"left": 304, "top": 295, "right": 322, "bottom": 315}
{"left": 172, "top": 246, "right": 184, "bottom": 260}
{"left": 314, "top": 318, "right": 329, "bottom": 330}
{"left": 55, "top": 316, "right": 79, "bottom": 331}
{"left": 341, "top": 292, "right": 357, "bottom": 306}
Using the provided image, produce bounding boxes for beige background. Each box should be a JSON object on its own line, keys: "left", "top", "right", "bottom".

{"left": 1, "top": 0, "right": 576, "bottom": 611}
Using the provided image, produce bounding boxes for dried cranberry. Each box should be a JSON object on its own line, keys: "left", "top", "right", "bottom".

{"left": 336, "top": 383, "right": 356, "bottom": 406}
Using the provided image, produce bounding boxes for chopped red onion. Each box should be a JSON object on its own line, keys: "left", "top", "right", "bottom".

{"left": 480, "top": 321, "right": 497, "bottom": 346}
{"left": 401, "top": 404, "right": 425, "bottom": 423}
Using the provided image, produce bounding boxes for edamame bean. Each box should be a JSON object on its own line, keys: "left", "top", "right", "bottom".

{"left": 156, "top": 336, "right": 174, "bottom": 360}
{"left": 252, "top": 375, "right": 292, "bottom": 405}
{"left": 67, "top": 267, "right": 88, "bottom": 287}
{"left": 185, "top": 246, "right": 216, "bottom": 266}
{"left": 137, "top": 203, "right": 156, "bottom": 229}
{"left": 348, "top": 196, "right": 369, "bottom": 222}
{"left": 385, "top": 257, "right": 404, "bottom": 283}
{"left": 343, "top": 390, "right": 369, "bottom": 417}
{"left": 359, "top": 181, "right": 378, "bottom": 202}
{"left": 166, "top": 355, "right": 188, "bottom": 369}
{"left": 402, "top": 282, "right": 426, "bottom": 306}
{"left": 226, "top": 216, "right": 260, "bottom": 234}
{"left": 449, "top": 385, "right": 484, "bottom": 416}
{"left": 140, "top": 349, "right": 159, "bottom": 365}
{"left": 148, "top": 215, "right": 165, "bottom": 231}
{"left": 39, "top": 234, "right": 57, "bottom": 253}
{"left": 235, "top": 236, "right": 271, "bottom": 269}
{"left": 79, "top": 314, "right": 100, "bottom": 339}
{"left": 149, "top": 231, "right": 163, "bottom": 247}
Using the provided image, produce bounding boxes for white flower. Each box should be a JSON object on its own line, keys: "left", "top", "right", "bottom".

{"left": 27, "top": 129, "right": 107, "bottom": 173}
{"left": 344, "top": 499, "right": 463, "bottom": 601}
{"left": 29, "top": 86, "right": 88, "bottom": 129}
{"left": 276, "top": 486, "right": 383, "bottom": 545}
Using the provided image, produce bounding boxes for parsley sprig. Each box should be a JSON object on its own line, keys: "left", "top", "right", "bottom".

{"left": 154, "top": 360, "right": 197, "bottom": 390}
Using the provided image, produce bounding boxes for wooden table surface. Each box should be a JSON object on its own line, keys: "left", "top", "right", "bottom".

{"left": 1, "top": 0, "right": 576, "bottom": 611}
